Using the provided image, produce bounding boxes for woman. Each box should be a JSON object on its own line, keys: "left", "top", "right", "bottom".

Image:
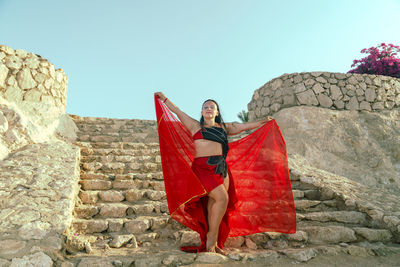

{"left": 155, "top": 92, "right": 275, "bottom": 253}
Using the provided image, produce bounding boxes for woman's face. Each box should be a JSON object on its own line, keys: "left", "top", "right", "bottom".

{"left": 201, "top": 101, "right": 219, "bottom": 120}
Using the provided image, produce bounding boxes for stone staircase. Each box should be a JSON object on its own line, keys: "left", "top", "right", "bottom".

{"left": 64, "top": 115, "right": 400, "bottom": 266}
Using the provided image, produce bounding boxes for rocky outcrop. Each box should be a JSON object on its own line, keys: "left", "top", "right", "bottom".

{"left": 274, "top": 106, "right": 400, "bottom": 193}
{"left": 248, "top": 72, "right": 400, "bottom": 121}
{"left": 0, "top": 44, "right": 76, "bottom": 160}
{"left": 0, "top": 141, "right": 80, "bottom": 263}
{"left": 0, "top": 45, "right": 80, "bottom": 266}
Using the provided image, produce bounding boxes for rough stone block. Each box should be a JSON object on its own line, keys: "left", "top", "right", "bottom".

{"left": 302, "top": 226, "right": 357, "bottom": 244}
{"left": 317, "top": 93, "right": 333, "bottom": 108}
{"left": 99, "top": 204, "right": 127, "bottom": 217}
{"left": 126, "top": 189, "right": 145, "bottom": 201}
{"left": 286, "top": 230, "right": 308, "bottom": 242}
{"left": 312, "top": 83, "right": 325, "bottom": 94}
{"left": 296, "top": 89, "right": 318, "bottom": 106}
{"left": 113, "top": 180, "right": 140, "bottom": 190}
{"left": 10, "top": 252, "right": 53, "bottom": 267}
{"left": 360, "top": 101, "right": 372, "bottom": 111}
{"left": 107, "top": 219, "right": 124, "bottom": 232}
{"left": 145, "top": 190, "right": 166, "bottom": 201}
{"left": 224, "top": 236, "right": 244, "bottom": 248}
{"left": 281, "top": 248, "right": 317, "bottom": 262}
{"left": 0, "top": 239, "right": 27, "bottom": 259}
{"left": 99, "top": 190, "right": 125, "bottom": 202}
{"left": 353, "top": 227, "right": 392, "bottom": 242}
{"left": 294, "top": 200, "right": 321, "bottom": 211}
{"left": 245, "top": 237, "right": 258, "bottom": 249}
{"left": 79, "top": 191, "right": 99, "bottom": 204}
{"left": 304, "top": 211, "right": 366, "bottom": 224}
{"left": 109, "top": 235, "right": 134, "bottom": 248}
{"left": 345, "top": 96, "right": 359, "bottom": 110}
{"left": 131, "top": 203, "right": 155, "bottom": 215}
{"left": 73, "top": 220, "right": 108, "bottom": 234}
{"left": 80, "top": 180, "right": 112, "bottom": 190}
{"left": 151, "top": 217, "right": 169, "bottom": 230}
{"left": 125, "top": 218, "right": 151, "bottom": 234}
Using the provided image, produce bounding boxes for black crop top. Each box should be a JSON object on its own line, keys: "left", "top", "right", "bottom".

{"left": 192, "top": 126, "right": 229, "bottom": 178}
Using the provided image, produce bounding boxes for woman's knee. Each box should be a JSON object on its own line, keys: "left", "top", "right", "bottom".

{"left": 209, "top": 186, "right": 228, "bottom": 204}
{"left": 216, "top": 188, "right": 229, "bottom": 206}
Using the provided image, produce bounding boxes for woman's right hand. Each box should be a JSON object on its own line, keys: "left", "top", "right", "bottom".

{"left": 155, "top": 92, "right": 167, "bottom": 102}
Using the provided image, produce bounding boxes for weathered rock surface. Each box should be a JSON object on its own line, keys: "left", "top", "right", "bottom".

{"left": 0, "top": 141, "right": 80, "bottom": 260}
{"left": 302, "top": 226, "right": 357, "bottom": 244}
{"left": 275, "top": 106, "right": 400, "bottom": 193}
{"left": 9, "top": 251, "right": 53, "bottom": 267}
{"left": 0, "top": 45, "right": 76, "bottom": 160}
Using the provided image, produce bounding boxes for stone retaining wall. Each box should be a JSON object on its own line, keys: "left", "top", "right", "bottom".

{"left": 0, "top": 44, "right": 76, "bottom": 160}
{"left": 0, "top": 141, "right": 80, "bottom": 265}
{"left": 0, "top": 45, "right": 80, "bottom": 266}
{"left": 248, "top": 72, "right": 400, "bottom": 120}
{"left": 0, "top": 44, "right": 67, "bottom": 117}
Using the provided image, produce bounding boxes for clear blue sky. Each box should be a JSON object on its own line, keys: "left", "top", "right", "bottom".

{"left": 1, "top": 0, "right": 399, "bottom": 122}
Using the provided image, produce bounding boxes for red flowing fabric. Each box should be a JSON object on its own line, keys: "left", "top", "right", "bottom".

{"left": 154, "top": 95, "right": 296, "bottom": 252}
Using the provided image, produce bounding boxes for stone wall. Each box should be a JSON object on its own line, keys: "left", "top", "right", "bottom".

{"left": 0, "top": 142, "right": 80, "bottom": 265}
{"left": 248, "top": 72, "right": 400, "bottom": 120}
{"left": 0, "top": 44, "right": 76, "bottom": 160}
{"left": 0, "top": 45, "right": 80, "bottom": 266}
{"left": 0, "top": 45, "right": 67, "bottom": 113}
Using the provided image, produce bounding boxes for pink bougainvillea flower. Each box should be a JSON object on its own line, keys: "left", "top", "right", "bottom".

{"left": 348, "top": 43, "right": 400, "bottom": 78}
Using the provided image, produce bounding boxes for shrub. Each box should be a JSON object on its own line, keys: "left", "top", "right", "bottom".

{"left": 348, "top": 43, "right": 400, "bottom": 78}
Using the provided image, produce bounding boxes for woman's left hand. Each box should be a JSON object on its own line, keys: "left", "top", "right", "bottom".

{"left": 264, "top": 116, "right": 274, "bottom": 123}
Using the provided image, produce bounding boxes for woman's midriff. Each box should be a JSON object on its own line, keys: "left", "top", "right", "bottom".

{"left": 194, "top": 139, "right": 222, "bottom": 158}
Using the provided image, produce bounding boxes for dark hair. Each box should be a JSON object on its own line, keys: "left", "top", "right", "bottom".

{"left": 199, "top": 99, "right": 226, "bottom": 130}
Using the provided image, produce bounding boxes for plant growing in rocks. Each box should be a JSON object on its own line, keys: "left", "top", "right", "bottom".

{"left": 348, "top": 43, "right": 400, "bottom": 78}
{"left": 237, "top": 110, "right": 249, "bottom": 122}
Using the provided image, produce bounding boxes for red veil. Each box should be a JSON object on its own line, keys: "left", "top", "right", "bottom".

{"left": 154, "top": 95, "right": 296, "bottom": 252}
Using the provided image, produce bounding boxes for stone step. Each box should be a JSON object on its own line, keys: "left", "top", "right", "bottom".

{"left": 78, "top": 189, "right": 166, "bottom": 205}
{"left": 74, "top": 123, "right": 143, "bottom": 130}
{"left": 75, "top": 141, "right": 160, "bottom": 150}
{"left": 76, "top": 128, "right": 156, "bottom": 136}
{"left": 80, "top": 161, "right": 161, "bottom": 174}
{"left": 292, "top": 190, "right": 304, "bottom": 199}
{"left": 79, "top": 178, "right": 164, "bottom": 191}
{"left": 294, "top": 199, "right": 339, "bottom": 212}
{"left": 77, "top": 135, "right": 155, "bottom": 143}
{"left": 291, "top": 180, "right": 319, "bottom": 191}
{"left": 74, "top": 201, "right": 169, "bottom": 219}
{"left": 85, "top": 231, "right": 174, "bottom": 249}
{"left": 72, "top": 215, "right": 172, "bottom": 234}
{"left": 298, "top": 225, "right": 394, "bottom": 245}
{"left": 80, "top": 155, "right": 161, "bottom": 165}
{"left": 80, "top": 171, "right": 164, "bottom": 182}
{"left": 73, "top": 119, "right": 153, "bottom": 124}
{"left": 298, "top": 211, "right": 367, "bottom": 225}
{"left": 73, "top": 120, "right": 156, "bottom": 128}
{"left": 80, "top": 148, "right": 160, "bottom": 157}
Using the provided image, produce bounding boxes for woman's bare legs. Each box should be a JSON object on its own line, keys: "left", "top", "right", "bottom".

{"left": 214, "top": 176, "right": 229, "bottom": 254}
{"left": 207, "top": 176, "right": 229, "bottom": 227}
{"left": 206, "top": 176, "right": 229, "bottom": 253}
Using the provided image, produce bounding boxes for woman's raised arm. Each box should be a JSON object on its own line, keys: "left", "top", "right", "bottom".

{"left": 155, "top": 92, "right": 199, "bottom": 133}
{"left": 225, "top": 116, "right": 274, "bottom": 135}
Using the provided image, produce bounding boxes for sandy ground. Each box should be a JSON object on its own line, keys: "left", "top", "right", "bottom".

{"left": 184, "top": 253, "right": 400, "bottom": 267}
{"left": 66, "top": 246, "right": 400, "bottom": 267}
